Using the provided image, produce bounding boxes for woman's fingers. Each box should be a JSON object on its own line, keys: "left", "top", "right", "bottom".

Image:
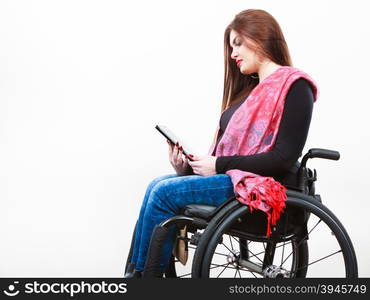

{"left": 168, "top": 141, "right": 178, "bottom": 167}
{"left": 182, "top": 155, "right": 187, "bottom": 164}
{"left": 167, "top": 140, "right": 174, "bottom": 151}
{"left": 172, "top": 142, "right": 178, "bottom": 160}
{"left": 176, "top": 144, "right": 183, "bottom": 164}
{"left": 171, "top": 142, "right": 179, "bottom": 164}
{"left": 182, "top": 152, "right": 189, "bottom": 167}
{"left": 167, "top": 140, "right": 174, "bottom": 161}
{"left": 168, "top": 140, "right": 189, "bottom": 171}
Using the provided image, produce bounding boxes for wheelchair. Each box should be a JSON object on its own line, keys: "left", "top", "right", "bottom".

{"left": 125, "top": 148, "right": 358, "bottom": 278}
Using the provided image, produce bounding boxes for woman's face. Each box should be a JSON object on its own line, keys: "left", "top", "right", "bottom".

{"left": 229, "top": 29, "right": 263, "bottom": 75}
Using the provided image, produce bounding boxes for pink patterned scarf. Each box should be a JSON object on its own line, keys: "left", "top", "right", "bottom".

{"left": 208, "top": 66, "right": 319, "bottom": 236}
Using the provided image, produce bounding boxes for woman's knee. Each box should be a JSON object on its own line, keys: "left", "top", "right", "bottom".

{"left": 149, "top": 176, "right": 181, "bottom": 198}
{"left": 146, "top": 173, "right": 178, "bottom": 192}
{"left": 147, "top": 176, "right": 191, "bottom": 213}
{"left": 145, "top": 179, "right": 179, "bottom": 212}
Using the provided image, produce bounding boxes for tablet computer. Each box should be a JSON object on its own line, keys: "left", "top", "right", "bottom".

{"left": 155, "top": 124, "right": 195, "bottom": 160}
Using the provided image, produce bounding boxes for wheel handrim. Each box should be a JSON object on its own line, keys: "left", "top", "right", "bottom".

{"left": 200, "top": 199, "right": 357, "bottom": 278}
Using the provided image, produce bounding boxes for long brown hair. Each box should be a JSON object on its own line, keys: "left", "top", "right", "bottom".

{"left": 221, "top": 9, "right": 293, "bottom": 113}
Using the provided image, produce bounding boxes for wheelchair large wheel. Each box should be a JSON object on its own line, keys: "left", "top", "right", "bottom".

{"left": 199, "top": 195, "right": 357, "bottom": 278}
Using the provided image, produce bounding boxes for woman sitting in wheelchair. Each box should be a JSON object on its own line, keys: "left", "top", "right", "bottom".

{"left": 124, "top": 9, "right": 357, "bottom": 278}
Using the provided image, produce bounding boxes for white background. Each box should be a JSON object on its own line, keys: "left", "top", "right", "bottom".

{"left": 0, "top": 0, "right": 369, "bottom": 277}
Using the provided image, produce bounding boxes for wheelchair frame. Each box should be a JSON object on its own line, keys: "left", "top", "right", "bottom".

{"left": 125, "top": 148, "right": 358, "bottom": 278}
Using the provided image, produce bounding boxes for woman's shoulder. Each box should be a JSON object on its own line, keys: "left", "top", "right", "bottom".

{"left": 286, "top": 77, "right": 315, "bottom": 105}
{"left": 285, "top": 66, "right": 319, "bottom": 101}
{"left": 291, "top": 77, "right": 312, "bottom": 89}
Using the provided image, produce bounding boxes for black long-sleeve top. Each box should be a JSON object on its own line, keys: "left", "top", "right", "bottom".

{"left": 215, "top": 78, "right": 314, "bottom": 178}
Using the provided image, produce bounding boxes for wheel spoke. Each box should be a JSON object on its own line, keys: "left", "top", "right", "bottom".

{"left": 210, "top": 262, "right": 229, "bottom": 270}
{"left": 221, "top": 241, "right": 235, "bottom": 255}
{"left": 211, "top": 263, "right": 237, "bottom": 271}
{"left": 177, "top": 272, "right": 192, "bottom": 278}
{"left": 216, "top": 263, "right": 230, "bottom": 278}
{"left": 213, "top": 251, "right": 230, "bottom": 257}
{"left": 281, "top": 219, "right": 322, "bottom": 266}
{"left": 280, "top": 215, "right": 289, "bottom": 267}
{"left": 210, "top": 263, "right": 258, "bottom": 277}
{"left": 230, "top": 235, "right": 264, "bottom": 264}
{"left": 237, "top": 269, "right": 242, "bottom": 278}
{"left": 237, "top": 267, "right": 259, "bottom": 278}
{"left": 280, "top": 241, "right": 287, "bottom": 267}
{"left": 253, "top": 243, "right": 287, "bottom": 256}
{"left": 229, "top": 235, "right": 235, "bottom": 251}
{"left": 291, "top": 249, "right": 343, "bottom": 275}
{"left": 229, "top": 235, "right": 294, "bottom": 263}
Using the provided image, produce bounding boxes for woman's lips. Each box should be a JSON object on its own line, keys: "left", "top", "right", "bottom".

{"left": 237, "top": 59, "right": 243, "bottom": 66}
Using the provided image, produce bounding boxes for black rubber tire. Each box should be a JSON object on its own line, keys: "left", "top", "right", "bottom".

{"left": 200, "top": 196, "right": 357, "bottom": 278}
{"left": 191, "top": 200, "right": 242, "bottom": 278}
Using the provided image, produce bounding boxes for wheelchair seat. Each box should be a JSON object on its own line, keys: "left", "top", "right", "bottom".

{"left": 181, "top": 204, "right": 217, "bottom": 221}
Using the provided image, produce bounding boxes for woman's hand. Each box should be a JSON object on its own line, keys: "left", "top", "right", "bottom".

{"left": 167, "top": 140, "right": 193, "bottom": 176}
{"left": 188, "top": 154, "right": 217, "bottom": 177}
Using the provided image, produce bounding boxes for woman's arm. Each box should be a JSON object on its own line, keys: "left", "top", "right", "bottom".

{"left": 215, "top": 78, "right": 314, "bottom": 176}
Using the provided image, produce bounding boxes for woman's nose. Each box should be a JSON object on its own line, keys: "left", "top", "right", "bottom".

{"left": 231, "top": 49, "right": 238, "bottom": 59}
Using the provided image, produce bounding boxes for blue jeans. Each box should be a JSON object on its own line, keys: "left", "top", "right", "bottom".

{"left": 129, "top": 173, "right": 235, "bottom": 272}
